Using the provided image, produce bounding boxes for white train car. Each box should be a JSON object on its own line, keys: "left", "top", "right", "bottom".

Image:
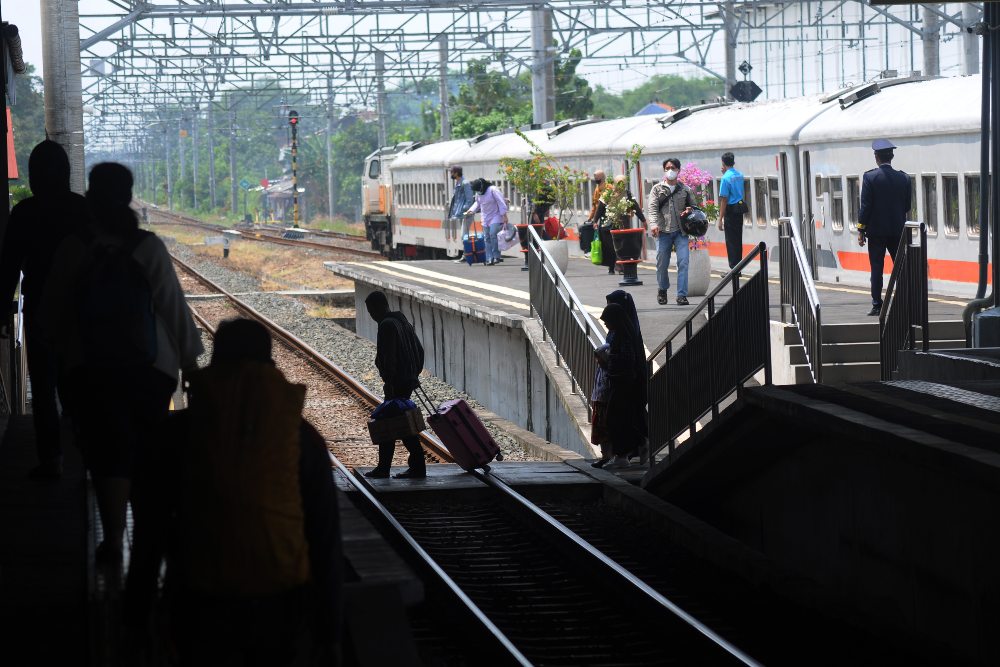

{"left": 363, "top": 74, "right": 984, "bottom": 295}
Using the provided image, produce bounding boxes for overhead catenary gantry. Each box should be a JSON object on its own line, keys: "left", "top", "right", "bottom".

{"left": 64, "top": 1, "right": 981, "bottom": 157}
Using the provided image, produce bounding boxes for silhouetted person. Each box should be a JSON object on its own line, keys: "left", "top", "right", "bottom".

{"left": 43, "top": 162, "right": 202, "bottom": 565}
{"left": 859, "top": 139, "right": 911, "bottom": 316}
{"left": 598, "top": 302, "right": 647, "bottom": 471}
{"left": 126, "top": 318, "right": 341, "bottom": 665}
{"left": 0, "top": 141, "right": 89, "bottom": 478}
{"left": 364, "top": 291, "right": 426, "bottom": 479}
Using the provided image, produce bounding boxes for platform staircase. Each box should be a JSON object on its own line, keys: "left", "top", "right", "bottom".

{"left": 778, "top": 319, "right": 966, "bottom": 384}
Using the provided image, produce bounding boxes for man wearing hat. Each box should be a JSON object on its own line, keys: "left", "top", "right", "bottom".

{"left": 858, "top": 139, "right": 911, "bottom": 316}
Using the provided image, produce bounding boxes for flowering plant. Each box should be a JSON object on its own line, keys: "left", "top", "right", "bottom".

{"left": 499, "top": 130, "right": 588, "bottom": 227}
{"left": 598, "top": 144, "right": 644, "bottom": 229}
{"left": 677, "top": 162, "right": 716, "bottom": 250}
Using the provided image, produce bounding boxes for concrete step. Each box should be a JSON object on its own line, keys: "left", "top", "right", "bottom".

{"left": 818, "top": 361, "right": 881, "bottom": 384}
{"left": 821, "top": 342, "right": 878, "bottom": 364}
{"left": 928, "top": 320, "right": 964, "bottom": 340}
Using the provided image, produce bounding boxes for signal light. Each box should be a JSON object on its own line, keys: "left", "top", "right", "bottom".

{"left": 288, "top": 109, "right": 299, "bottom": 126}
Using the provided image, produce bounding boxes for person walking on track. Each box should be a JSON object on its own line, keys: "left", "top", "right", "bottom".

{"left": 858, "top": 139, "right": 911, "bottom": 316}
{"left": 364, "top": 291, "right": 427, "bottom": 479}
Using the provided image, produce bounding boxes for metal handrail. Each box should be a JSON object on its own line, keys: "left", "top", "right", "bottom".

{"left": 526, "top": 224, "right": 606, "bottom": 405}
{"left": 778, "top": 216, "right": 823, "bottom": 383}
{"left": 879, "top": 221, "right": 928, "bottom": 380}
{"left": 646, "top": 243, "right": 772, "bottom": 465}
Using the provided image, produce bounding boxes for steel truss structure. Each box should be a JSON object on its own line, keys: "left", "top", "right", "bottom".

{"left": 77, "top": 1, "right": 981, "bottom": 153}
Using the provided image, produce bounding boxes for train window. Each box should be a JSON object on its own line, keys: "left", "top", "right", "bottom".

{"left": 437, "top": 183, "right": 446, "bottom": 207}
{"left": 847, "top": 177, "right": 860, "bottom": 230}
{"left": 368, "top": 160, "right": 380, "bottom": 179}
{"left": 814, "top": 175, "right": 825, "bottom": 198}
{"left": 922, "top": 175, "right": 938, "bottom": 236}
{"left": 966, "top": 174, "right": 982, "bottom": 237}
{"left": 830, "top": 178, "right": 844, "bottom": 232}
{"left": 768, "top": 177, "right": 780, "bottom": 225}
{"left": 907, "top": 175, "right": 917, "bottom": 225}
{"left": 754, "top": 178, "right": 768, "bottom": 228}
{"left": 743, "top": 178, "right": 753, "bottom": 227}
{"left": 943, "top": 175, "right": 959, "bottom": 235}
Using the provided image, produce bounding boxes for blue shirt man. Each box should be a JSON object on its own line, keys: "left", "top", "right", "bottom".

{"left": 717, "top": 152, "right": 746, "bottom": 269}
{"left": 858, "top": 139, "right": 911, "bottom": 316}
{"left": 448, "top": 166, "right": 475, "bottom": 261}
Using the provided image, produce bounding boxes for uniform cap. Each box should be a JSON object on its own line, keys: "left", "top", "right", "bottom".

{"left": 872, "top": 139, "right": 896, "bottom": 151}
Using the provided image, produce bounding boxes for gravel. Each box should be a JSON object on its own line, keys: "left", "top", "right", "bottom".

{"left": 166, "top": 237, "right": 535, "bottom": 462}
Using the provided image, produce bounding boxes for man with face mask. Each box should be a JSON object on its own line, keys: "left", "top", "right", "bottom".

{"left": 581, "top": 170, "right": 609, "bottom": 257}
{"left": 448, "top": 166, "right": 475, "bottom": 263}
{"left": 647, "top": 158, "right": 696, "bottom": 305}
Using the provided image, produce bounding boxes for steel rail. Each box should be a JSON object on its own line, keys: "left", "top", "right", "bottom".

{"left": 471, "top": 469, "right": 763, "bottom": 667}
{"left": 172, "top": 253, "right": 453, "bottom": 463}
{"left": 329, "top": 452, "right": 532, "bottom": 667}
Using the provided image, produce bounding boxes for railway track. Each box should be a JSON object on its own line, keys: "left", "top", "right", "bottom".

{"left": 147, "top": 205, "right": 382, "bottom": 258}
{"left": 173, "top": 253, "right": 450, "bottom": 468}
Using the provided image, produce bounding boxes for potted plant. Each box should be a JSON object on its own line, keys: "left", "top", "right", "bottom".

{"left": 604, "top": 145, "right": 646, "bottom": 286}
{"left": 677, "top": 162, "right": 718, "bottom": 296}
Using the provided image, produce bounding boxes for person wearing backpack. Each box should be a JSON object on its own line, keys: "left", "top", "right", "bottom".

{"left": 44, "top": 162, "right": 203, "bottom": 565}
{"left": 0, "top": 141, "right": 90, "bottom": 479}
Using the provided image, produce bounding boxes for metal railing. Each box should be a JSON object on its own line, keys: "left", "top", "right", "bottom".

{"left": 646, "top": 243, "right": 772, "bottom": 464}
{"left": 778, "top": 216, "right": 823, "bottom": 383}
{"left": 879, "top": 221, "right": 929, "bottom": 380}
{"left": 527, "top": 224, "right": 606, "bottom": 406}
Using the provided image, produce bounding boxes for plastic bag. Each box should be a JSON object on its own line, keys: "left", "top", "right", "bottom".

{"left": 497, "top": 222, "right": 519, "bottom": 251}
{"left": 590, "top": 236, "right": 603, "bottom": 264}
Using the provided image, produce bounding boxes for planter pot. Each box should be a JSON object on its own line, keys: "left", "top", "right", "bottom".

{"left": 541, "top": 239, "right": 569, "bottom": 275}
{"left": 687, "top": 247, "right": 711, "bottom": 296}
{"left": 610, "top": 227, "right": 645, "bottom": 260}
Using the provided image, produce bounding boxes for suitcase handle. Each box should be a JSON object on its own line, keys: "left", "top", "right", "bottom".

{"left": 413, "top": 384, "right": 438, "bottom": 415}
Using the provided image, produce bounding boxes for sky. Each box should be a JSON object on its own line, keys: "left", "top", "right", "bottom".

{"left": 2, "top": 1, "right": 44, "bottom": 76}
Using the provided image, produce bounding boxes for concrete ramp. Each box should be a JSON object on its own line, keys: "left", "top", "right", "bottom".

{"left": 642, "top": 382, "right": 1000, "bottom": 666}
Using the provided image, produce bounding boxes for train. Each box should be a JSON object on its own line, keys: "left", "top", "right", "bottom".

{"left": 363, "top": 73, "right": 984, "bottom": 296}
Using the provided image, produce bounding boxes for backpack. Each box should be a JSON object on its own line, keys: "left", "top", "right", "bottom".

{"left": 77, "top": 229, "right": 158, "bottom": 368}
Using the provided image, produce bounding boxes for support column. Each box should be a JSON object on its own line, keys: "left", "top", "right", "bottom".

{"left": 923, "top": 4, "right": 941, "bottom": 77}
{"left": 438, "top": 34, "right": 450, "bottom": 139}
{"left": 531, "top": 7, "right": 555, "bottom": 125}
{"left": 165, "top": 123, "right": 173, "bottom": 210}
{"left": 229, "top": 107, "right": 238, "bottom": 216}
{"left": 191, "top": 108, "right": 199, "bottom": 210}
{"left": 963, "top": 4, "right": 981, "bottom": 76}
{"left": 178, "top": 119, "right": 186, "bottom": 195}
{"left": 724, "top": 0, "right": 737, "bottom": 101}
{"left": 326, "top": 77, "right": 336, "bottom": 219}
{"left": 376, "top": 51, "right": 388, "bottom": 148}
{"left": 40, "top": 0, "right": 86, "bottom": 193}
{"left": 208, "top": 101, "right": 217, "bottom": 209}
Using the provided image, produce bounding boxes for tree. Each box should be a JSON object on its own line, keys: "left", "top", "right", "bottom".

{"left": 591, "top": 75, "right": 725, "bottom": 119}
{"left": 554, "top": 48, "right": 594, "bottom": 120}
{"left": 450, "top": 58, "right": 531, "bottom": 138}
{"left": 9, "top": 63, "right": 46, "bottom": 184}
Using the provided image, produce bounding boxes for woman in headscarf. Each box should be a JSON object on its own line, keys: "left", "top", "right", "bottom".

{"left": 599, "top": 303, "right": 647, "bottom": 470}
{"left": 465, "top": 178, "right": 509, "bottom": 266}
{"left": 605, "top": 290, "right": 649, "bottom": 463}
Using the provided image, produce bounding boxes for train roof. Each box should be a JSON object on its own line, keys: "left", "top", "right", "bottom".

{"left": 459, "top": 128, "right": 551, "bottom": 162}
{"left": 388, "top": 138, "right": 469, "bottom": 169}
{"left": 797, "top": 74, "right": 981, "bottom": 144}
{"left": 544, "top": 115, "right": 658, "bottom": 157}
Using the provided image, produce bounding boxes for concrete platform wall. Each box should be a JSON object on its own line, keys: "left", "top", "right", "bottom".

{"left": 352, "top": 281, "right": 594, "bottom": 457}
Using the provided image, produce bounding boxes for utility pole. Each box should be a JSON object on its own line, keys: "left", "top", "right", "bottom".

{"left": 178, "top": 119, "right": 186, "bottom": 194}
{"left": 229, "top": 105, "right": 238, "bottom": 216}
{"left": 376, "top": 51, "right": 388, "bottom": 148}
{"left": 326, "top": 77, "right": 336, "bottom": 219}
{"left": 963, "top": 4, "right": 980, "bottom": 76}
{"left": 530, "top": 8, "right": 555, "bottom": 125}
{"left": 165, "top": 122, "right": 173, "bottom": 210}
{"left": 191, "top": 108, "right": 199, "bottom": 210}
{"left": 923, "top": 4, "right": 941, "bottom": 77}
{"left": 40, "top": 0, "right": 86, "bottom": 192}
{"left": 289, "top": 109, "right": 300, "bottom": 228}
{"left": 208, "top": 100, "right": 217, "bottom": 209}
{"left": 438, "top": 34, "right": 450, "bottom": 139}
{"left": 724, "top": 0, "right": 737, "bottom": 101}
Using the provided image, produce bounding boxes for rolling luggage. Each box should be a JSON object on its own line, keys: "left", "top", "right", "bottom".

{"left": 462, "top": 233, "right": 486, "bottom": 265}
{"left": 415, "top": 386, "right": 503, "bottom": 472}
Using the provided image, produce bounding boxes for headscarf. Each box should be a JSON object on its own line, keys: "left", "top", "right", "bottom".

{"left": 471, "top": 178, "right": 489, "bottom": 194}
{"left": 600, "top": 303, "right": 636, "bottom": 346}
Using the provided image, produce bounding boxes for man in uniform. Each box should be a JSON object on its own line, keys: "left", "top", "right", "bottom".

{"left": 448, "top": 165, "right": 475, "bottom": 262}
{"left": 717, "top": 152, "right": 746, "bottom": 269}
{"left": 858, "top": 139, "right": 911, "bottom": 316}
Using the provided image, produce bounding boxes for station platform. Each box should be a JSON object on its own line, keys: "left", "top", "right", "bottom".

{"left": 329, "top": 251, "right": 967, "bottom": 348}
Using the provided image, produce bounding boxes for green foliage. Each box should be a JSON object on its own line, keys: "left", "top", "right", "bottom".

{"left": 9, "top": 63, "right": 46, "bottom": 185}
{"left": 554, "top": 49, "right": 594, "bottom": 121}
{"left": 599, "top": 144, "right": 644, "bottom": 228}
{"left": 9, "top": 184, "right": 31, "bottom": 205}
{"left": 591, "top": 75, "right": 724, "bottom": 119}
{"left": 499, "top": 129, "right": 589, "bottom": 226}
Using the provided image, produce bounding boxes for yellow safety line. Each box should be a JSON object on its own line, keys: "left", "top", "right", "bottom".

{"left": 374, "top": 261, "right": 532, "bottom": 300}
{"left": 360, "top": 263, "right": 530, "bottom": 311}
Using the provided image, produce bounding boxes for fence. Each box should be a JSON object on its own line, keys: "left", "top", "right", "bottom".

{"left": 778, "top": 217, "right": 823, "bottom": 383}
{"left": 527, "top": 225, "right": 605, "bottom": 407}
{"left": 879, "top": 221, "right": 929, "bottom": 380}
{"left": 647, "top": 243, "right": 772, "bottom": 464}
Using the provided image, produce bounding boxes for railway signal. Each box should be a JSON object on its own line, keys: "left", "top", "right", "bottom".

{"left": 289, "top": 110, "right": 300, "bottom": 228}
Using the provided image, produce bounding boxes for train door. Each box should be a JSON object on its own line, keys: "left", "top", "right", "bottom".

{"left": 779, "top": 152, "right": 791, "bottom": 218}
{"left": 801, "top": 150, "right": 818, "bottom": 279}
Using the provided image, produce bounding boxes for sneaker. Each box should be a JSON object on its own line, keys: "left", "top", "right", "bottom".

{"left": 603, "top": 457, "right": 631, "bottom": 471}
{"left": 657, "top": 290, "right": 668, "bottom": 305}
{"left": 453, "top": 256, "right": 466, "bottom": 263}
{"left": 676, "top": 296, "right": 690, "bottom": 305}
{"left": 364, "top": 467, "right": 391, "bottom": 479}
{"left": 584, "top": 252, "right": 591, "bottom": 259}
{"left": 867, "top": 305, "right": 881, "bottom": 317}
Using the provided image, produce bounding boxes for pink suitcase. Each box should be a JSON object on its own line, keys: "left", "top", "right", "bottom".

{"left": 416, "top": 388, "right": 503, "bottom": 471}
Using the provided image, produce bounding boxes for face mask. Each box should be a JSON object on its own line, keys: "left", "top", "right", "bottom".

{"left": 665, "top": 169, "right": 678, "bottom": 180}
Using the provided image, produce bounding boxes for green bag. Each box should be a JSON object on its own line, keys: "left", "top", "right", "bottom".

{"left": 590, "top": 236, "right": 603, "bottom": 264}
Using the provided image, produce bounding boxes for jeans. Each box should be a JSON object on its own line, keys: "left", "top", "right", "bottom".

{"left": 656, "top": 230, "right": 689, "bottom": 296}
{"left": 867, "top": 233, "right": 901, "bottom": 306}
{"left": 485, "top": 222, "right": 503, "bottom": 263}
